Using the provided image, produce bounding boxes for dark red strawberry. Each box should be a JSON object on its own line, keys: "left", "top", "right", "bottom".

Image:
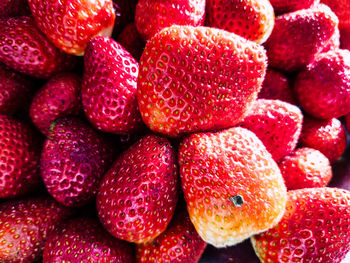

{"left": 112, "top": 0, "right": 138, "bottom": 37}
{"left": 28, "top": 0, "right": 116, "bottom": 55}
{"left": 97, "top": 134, "right": 178, "bottom": 243}
{"left": 138, "top": 25, "right": 267, "bottom": 137}
{"left": 43, "top": 217, "right": 133, "bottom": 263}
{"left": 294, "top": 49, "right": 350, "bottom": 119}
{"left": 41, "top": 117, "right": 116, "bottom": 207}
{"left": 30, "top": 72, "right": 82, "bottom": 136}
{"left": 135, "top": 0, "right": 205, "bottom": 41}
{"left": 82, "top": 36, "right": 143, "bottom": 134}
{"left": 269, "top": 0, "right": 320, "bottom": 14}
{"left": 320, "top": 0, "right": 350, "bottom": 29}
{"left": 238, "top": 99, "right": 303, "bottom": 162}
{"left": 117, "top": 23, "right": 145, "bottom": 61}
{"left": 252, "top": 187, "right": 350, "bottom": 263}
{"left": 0, "top": 0, "right": 30, "bottom": 17}
{"left": 0, "top": 196, "right": 73, "bottom": 263}
{"left": 341, "top": 25, "right": 350, "bottom": 50}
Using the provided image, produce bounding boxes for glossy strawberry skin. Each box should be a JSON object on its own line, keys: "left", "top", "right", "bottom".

{"left": 43, "top": 218, "right": 133, "bottom": 263}
{"left": 97, "top": 134, "right": 178, "bottom": 243}
{"left": 252, "top": 187, "right": 350, "bottom": 263}
{"left": 138, "top": 25, "right": 267, "bottom": 137}
{"left": 320, "top": 0, "right": 350, "bottom": 28}
{"left": 117, "top": 23, "right": 145, "bottom": 61}
{"left": 82, "top": 36, "right": 143, "bottom": 134}
{"left": 41, "top": 118, "right": 116, "bottom": 207}
{"left": 269, "top": 0, "right": 320, "bottom": 14}
{"left": 28, "top": 0, "right": 116, "bottom": 55}
{"left": 0, "top": 0, "right": 30, "bottom": 17}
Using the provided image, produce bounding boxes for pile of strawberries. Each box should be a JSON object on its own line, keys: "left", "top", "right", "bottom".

{"left": 0, "top": 0, "right": 350, "bottom": 262}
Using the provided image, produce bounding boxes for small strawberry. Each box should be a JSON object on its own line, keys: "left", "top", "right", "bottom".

{"left": 28, "top": 0, "right": 116, "bottom": 55}
{"left": 0, "top": 16, "right": 76, "bottom": 79}
{"left": 341, "top": 25, "right": 350, "bottom": 50}
{"left": 320, "top": 0, "right": 350, "bottom": 29}
{"left": 97, "top": 134, "right": 178, "bottom": 243}
{"left": 269, "top": 0, "right": 320, "bottom": 14}
{"left": 0, "top": 196, "right": 73, "bottom": 263}
{"left": 138, "top": 25, "right": 267, "bottom": 137}
{"left": 299, "top": 117, "right": 347, "bottom": 163}
{"left": 82, "top": 36, "right": 143, "bottom": 134}
{"left": 238, "top": 99, "right": 303, "bottom": 162}
{"left": 30, "top": 72, "right": 82, "bottom": 136}
{"left": 0, "top": 0, "right": 30, "bottom": 17}
{"left": 117, "top": 23, "right": 145, "bottom": 61}
{"left": 43, "top": 217, "right": 133, "bottom": 263}
{"left": 135, "top": 0, "right": 205, "bottom": 41}
{"left": 294, "top": 49, "right": 350, "bottom": 119}
{"left": 179, "top": 127, "right": 287, "bottom": 247}
{"left": 252, "top": 187, "right": 350, "bottom": 263}
{"left": 41, "top": 117, "right": 116, "bottom": 207}
{"left": 206, "top": 0, "right": 274, "bottom": 44}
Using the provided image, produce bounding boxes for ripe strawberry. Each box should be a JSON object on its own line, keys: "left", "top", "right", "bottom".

{"left": 206, "top": 0, "right": 274, "bottom": 44}
{"left": 82, "top": 36, "right": 143, "bottom": 134}
{"left": 117, "top": 23, "right": 145, "bottom": 61}
{"left": 135, "top": 0, "right": 205, "bottom": 41}
{"left": 294, "top": 49, "right": 350, "bottom": 119}
{"left": 238, "top": 99, "right": 303, "bottom": 162}
{"left": 0, "top": 16, "right": 76, "bottom": 79}
{"left": 137, "top": 209, "right": 206, "bottom": 263}
{"left": 179, "top": 127, "right": 287, "bottom": 247}
{"left": 299, "top": 117, "right": 347, "bottom": 163}
{"left": 0, "top": 196, "right": 73, "bottom": 263}
{"left": 0, "top": 0, "right": 30, "bottom": 17}
{"left": 30, "top": 72, "right": 82, "bottom": 136}
{"left": 97, "top": 134, "right": 178, "bottom": 243}
{"left": 341, "top": 25, "right": 350, "bottom": 50}
{"left": 0, "top": 114, "right": 41, "bottom": 198}
{"left": 264, "top": 4, "right": 339, "bottom": 72}
{"left": 252, "top": 187, "right": 350, "bottom": 263}
{"left": 138, "top": 25, "right": 267, "bottom": 137}
{"left": 41, "top": 117, "right": 116, "bottom": 207}
{"left": 269, "top": 0, "right": 320, "bottom": 14}
{"left": 28, "top": 0, "right": 116, "bottom": 55}
{"left": 320, "top": 0, "right": 350, "bottom": 28}
{"left": 43, "top": 217, "right": 133, "bottom": 263}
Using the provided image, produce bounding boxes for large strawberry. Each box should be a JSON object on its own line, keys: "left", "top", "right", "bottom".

{"left": 97, "top": 134, "right": 178, "bottom": 243}
{"left": 28, "top": 0, "right": 115, "bottom": 55}
{"left": 269, "top": 0, "right": 320, "bottom": 14}
{"left": 320, "top": 0, "right": 350, "bottom": 28}
{"left": 0, "top": 0, "right": 30, "bottom": 17}
{"left": 179, "top": 127, "right": 287, "bottom": 247}
{"left": 137, "top": 25, "right": 267, "bottom": 137}
{"left": 252, "top": 187, "right": 350, "bottom": 263}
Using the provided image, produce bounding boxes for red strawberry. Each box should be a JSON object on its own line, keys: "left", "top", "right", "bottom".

{"left": 279, "top": 147, "right": 332, "bottom": 190}
{"left": 30, "top": 72, "right": 82, "bottom": 136}
{"left": 0, "top": 114, "right": 41, "bottom": 198}
{"left": 0, "top": 0, "right": 30, "bottom": 17}
{"left": 117, "top": 23, "right": 145, "bottom": 61}
{"left": 341, "top": 25, "right": 350, "bottom": 50}
{"left": 43, "top": 217, "right": 133, "bottom": 263}
{"left": 264, "top": 4, "right": 339, "bottom": 72}
{"left": 294, "top": 49, "right": 350, "bottom": 119}
{"left": 41, "top": 117, "right": 116, "bottom": 207}
{"left": 269, "top": 0, "right": 320, "bottom": 14}
{"left": 0, "top": 16, "right": 76, "bottom": 79}
{"left": 97, "top": 134, "right": 178, "bottom": 243}
{"left": 137, "top": 25, "right": 267, "bottom": 137}
{"left": 82, "top": 36, "right": 143, "bottom": 134}
{"left": 238, "top": 99, "right": 303, "bottom": 162}
{"left": 179, "top": 127, "right": 287, "bottom": 247}
{"left": 252, "top": 187, "right": 350, "bottom": 263}
{"left": 112, "top": 0, "right": 138, "bottom": 37}
{"left": 137, "top": 209, "right": 206, "bottom": 263}
{"left": 320, "top": 0, "right": 350, "bottom": 29}
{"left": 206, "top": 0, "right": 274, "bottom": 44}
{"left": 0, "top": 196, "right": 73, "bottom": 263}
{"left": 135, "top": 0, "right": 205, "bottom": 41}
{"left": 28, "top": 0, "right": 116, "bottom": 55}
{"left": 299, "top": 117, "right": 347, "bottom": 163}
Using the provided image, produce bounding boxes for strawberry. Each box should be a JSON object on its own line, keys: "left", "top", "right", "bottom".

{"left": 269, "top": 0, "right": 320, "bottom": 14}
{"left": 252, "top": 187, "right": 350, "bottom": 263}
{"left": 41, "top": 117, "right": 116, "bottom": 207}
{"left": 279, "top": 147, "right": 332, "bottom": 190}
{"left": 206, "top": 0, "right": 274, "bottom": 44}
{"left": 238, "top": 99, "right": 303, "bottom": 162}
{"left": 135, "top": 0, "right": 205, "bottom": 41}
{"left": 43, "top": 217, "right": 133, "bottom": 263}
{"left": 117, "top": 23, "right": 145, "bottom": 61}
{"left": 264, "top": 4, "right": 339, "bottom": 72}
{"left": 137, "top": 209, "right": 206, "bottom": 263}
{"left": 0, "top": 16, "right": 76, "bottom": 79}
{"left": 0, "top": 114, "right": 42, "bottom": 198}
{"left": 299, "top": 117, "right": 347, "bottom": 163}
{"left": 0, "top": 196, "right": 73, "bottom": 263}
{"left": 82, "top": 36, "right": 143, "bottom": 134}
{"left": 97, "top": 134, "right": 178, "bottom": 243}
{"left": 30, "top": 72, "right": 82, "bottom": 136}
{"left": 341, "top": 25, "right": 350, "bottom": 51}
{"left": 320, "top": 0, "right": 350, "bottom": 29}
{"left": 179, "top": 127, "right": 287, "bottom": 247}
{"left": 294, "top": 49, "right": 350, "bottom": 119}
{"left": 28, "top": 0, "right": 116, "bottom": 55}
{"left": 137, "top": 25, "right": 267, "bottom": 137}
{"left": 0, "top": 0, "right": 30, "bottom": 17}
